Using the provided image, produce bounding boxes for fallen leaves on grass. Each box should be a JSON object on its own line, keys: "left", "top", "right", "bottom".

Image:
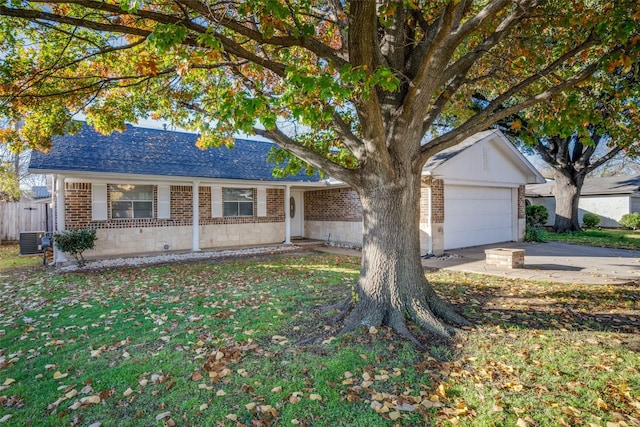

{"left": 0, "top": 254, "right": 637, "bottom": 426}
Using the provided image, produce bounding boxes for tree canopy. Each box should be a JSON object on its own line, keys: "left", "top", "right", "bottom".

{"left": 0, "top": 1, "right": 637, "bottom": 175}
{"left": 1, "top": 0, "right": 639, "bottom": 341}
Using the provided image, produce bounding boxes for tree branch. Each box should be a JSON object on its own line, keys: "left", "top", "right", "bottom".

{"left": 178, "top": 0, "right": 347, "bottom": 66}
{"left": 420, "top": 36, "right": 612, "bottom": 163}
{"left": 254, "top": 126, "right": 360, "bottom": 188}
{"left": 348, "top": 0, "right": 392, "bottom": 173}
{"left": 0, "top": 5, "right": 150, "bottom": 37}
{"left": 439, "top": 0, "right": 539, "bottom": 87}
{"left": 4, "top": 3, "right": 289, "bottom": 78}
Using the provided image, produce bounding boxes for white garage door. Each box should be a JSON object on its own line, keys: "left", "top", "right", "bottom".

{"left": 444, "top": 185, "right": 514, "bottom": 250}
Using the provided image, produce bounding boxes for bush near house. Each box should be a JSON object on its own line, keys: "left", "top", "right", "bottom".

{"left": 53, "top": 227, "right": 97, "bottom": 266}
{"left": 619, "top": 212, "right": 640, "bottom": 230}
{"left": 525, "top": 205, "right": 548, "bottom": 242}
{"left": 525, "top": 226, "right": 546, "bottom": 242}
{"left": 525, "top": 205, "right": 549, "bottom": 227}
{"left": 582, "top": 212, "right": 601, "bottom": 228}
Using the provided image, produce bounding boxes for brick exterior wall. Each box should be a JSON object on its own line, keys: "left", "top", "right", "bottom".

{"left": 170, "top": 185, "right": 192, "bottom": 222}
{"left": 64, "top": 182, "right": 285, "bottom": 229}
{"left": 199, "top": 186, "right": 212, "bottom": 219}
{"left": 304, "top": 188, "right": 362, "bottom": 221}
{"left": 267, "top": 189, "right": 285, "bottom": 219}
{"left": 430, "top": 179, "right": 445, "bottom": 224}
{"left": 518, "top": 185, "right": 526, "bottom": 219}
{"left": 65, "top": 182, "right": 91, "bottom": 228}
{"left": 420, "top": 184, "right": 429, "bottom": 223}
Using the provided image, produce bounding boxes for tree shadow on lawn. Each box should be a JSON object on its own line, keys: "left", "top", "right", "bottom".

{"left": 431, "top": 277, "right": 640, "bottom": 352}
{"left": 280, "top": 269, "right": 639, "bottom": 360}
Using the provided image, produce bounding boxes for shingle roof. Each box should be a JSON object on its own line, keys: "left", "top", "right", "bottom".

{"left": 527, "top": 175, "right": 640, "bottom": 197}
{"left": 28, "top": 122, "right": 321, "bottom": 182}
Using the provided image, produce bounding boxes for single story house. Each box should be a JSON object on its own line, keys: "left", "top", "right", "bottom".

{"left": 28, "top": 123, "right": 544, "bottom": 262}
{"left": 526, "top": 175, "right": 640, "bottom": 228}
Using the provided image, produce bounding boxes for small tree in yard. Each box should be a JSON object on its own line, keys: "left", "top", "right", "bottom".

{"left": 54, "top": 228, "right": 97, "bottom": 267}
{"left": 1, "top": 1, "right": 639, "bottom": 344}
{"left": 620, "top": 213, "right": 640, "bottom": 230}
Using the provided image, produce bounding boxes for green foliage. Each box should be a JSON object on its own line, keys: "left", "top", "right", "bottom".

{"left": 525, "top": 226, "right": 546, "bottom": 243}
{"left": 53, "top": 228, "right": 97, "bottom": 266}
{"left": 525, "top": 205, "right": 549, "bottom": 227}
{"left": 619, "top": 212, "right": 640, "bottom": 230}
{"left": 147, "top": 24, "right": 188, "bottom": 53}
{"left": 582, "top": 212, "right": 601, "bottom": 228}
{"left": 0, "top": 162, "right": 20, "bottom": 201}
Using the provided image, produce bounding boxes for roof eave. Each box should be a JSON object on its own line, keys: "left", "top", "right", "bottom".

{"left": 31, "top": 169, "right": 329, "bottom": 188}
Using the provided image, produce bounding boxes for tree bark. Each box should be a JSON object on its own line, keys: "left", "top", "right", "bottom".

{"left": 553, "top": 172, "right": 585, "bottom": 233}
{"left": 342, "top": 171, "right": 469, "bottom": 341}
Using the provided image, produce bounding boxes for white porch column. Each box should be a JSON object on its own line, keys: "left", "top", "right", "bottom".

{"left": 284, "top": 185, "right": 291, "bottom": 244}
{"left": 54, "top": 175, "right": 68, "bottom": 263}
{"left": 427, "top": 185, "right": 433, "bottom": 255}
{"left": 192, "top": 181, "right": 200, "bottom": 252}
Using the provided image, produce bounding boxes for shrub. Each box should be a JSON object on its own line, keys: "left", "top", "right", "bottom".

{"left": 582, "top": 212, "right": 600, "bottom": 228}
{"left": 526, "top": 205, "right": 549, "bottom": 227}
{"left": 54, "top": 228, "right": 97, "bottom": 266}
{"left": 619, "top": 212, "right": 640, "bottom": 230}
{"left": 525, "top": 226, "right": 546, "bottom": 243}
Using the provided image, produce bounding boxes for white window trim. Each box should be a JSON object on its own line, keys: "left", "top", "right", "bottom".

{"left": 109, "top": 184, "right": 154, "bottom": 220}
{"left": 223, "top": 188, "right": 255, "bottom": 217}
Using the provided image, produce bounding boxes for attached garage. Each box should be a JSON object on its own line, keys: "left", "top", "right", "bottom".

{"left": 421, "top": 130, "right": 545, "bottom": 255}
{"left": 444, "top": 185, "right": 516, "bottom": 250}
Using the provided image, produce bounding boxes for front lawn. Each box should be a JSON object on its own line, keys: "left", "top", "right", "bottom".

{"left": 0, "top": 253, "right": 638, "bottom": 426}
{"left": 541, "top": 228, "right": 640, "bottom": 250}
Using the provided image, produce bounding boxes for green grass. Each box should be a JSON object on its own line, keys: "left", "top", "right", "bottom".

{"left": 0, "top": 244, "right": 42, "bottom": 271}
{"left": 541, "top": 228, "right": 640, "bottom": 250}
{"left": 0, "top": 253, "right": 638, "bottom": 426}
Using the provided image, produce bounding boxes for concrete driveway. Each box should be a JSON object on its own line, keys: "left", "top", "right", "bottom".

{"left": 421, "top": 241, "right": 640, "bottom": 285}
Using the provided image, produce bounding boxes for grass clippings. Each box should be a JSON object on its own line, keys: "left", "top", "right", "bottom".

{"left": 0, "top": 250, "right": 638, "bottom": 426}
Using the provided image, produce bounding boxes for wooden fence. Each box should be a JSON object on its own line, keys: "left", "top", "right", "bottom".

{"left": 0, "top": 202, "right": 52, "bottom": 243}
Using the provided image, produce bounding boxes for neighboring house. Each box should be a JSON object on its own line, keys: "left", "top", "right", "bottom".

{"left": 526, "top": 175, "right": 640, "bottom": 228}
{"left": 29, "top": 123, "right": 544, "bottom": 262}
{"left": 29, "top": 185, "right": 51, "bottom": 201}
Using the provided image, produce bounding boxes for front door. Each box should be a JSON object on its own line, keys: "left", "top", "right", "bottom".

{"left": 290, "top": 190, "right": 304, "bottom": 237}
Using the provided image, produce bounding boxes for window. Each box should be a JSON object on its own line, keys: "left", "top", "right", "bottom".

{"left": 110, "top": 184, "right": 154, "bottom": 219}
{"left": 223, "top": 188, "right": 254, "bottom": 217}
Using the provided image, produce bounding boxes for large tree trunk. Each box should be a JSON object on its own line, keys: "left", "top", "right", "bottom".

{"left": 342, "top": 171, "right": 469, "bottom": 341}
{"left": 553, "top": 172, "right": 585, "bottom": 233}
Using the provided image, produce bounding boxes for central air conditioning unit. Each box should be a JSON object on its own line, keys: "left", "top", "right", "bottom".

{"left": 19, "top": 231, "right": 46, "bottom": 255}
